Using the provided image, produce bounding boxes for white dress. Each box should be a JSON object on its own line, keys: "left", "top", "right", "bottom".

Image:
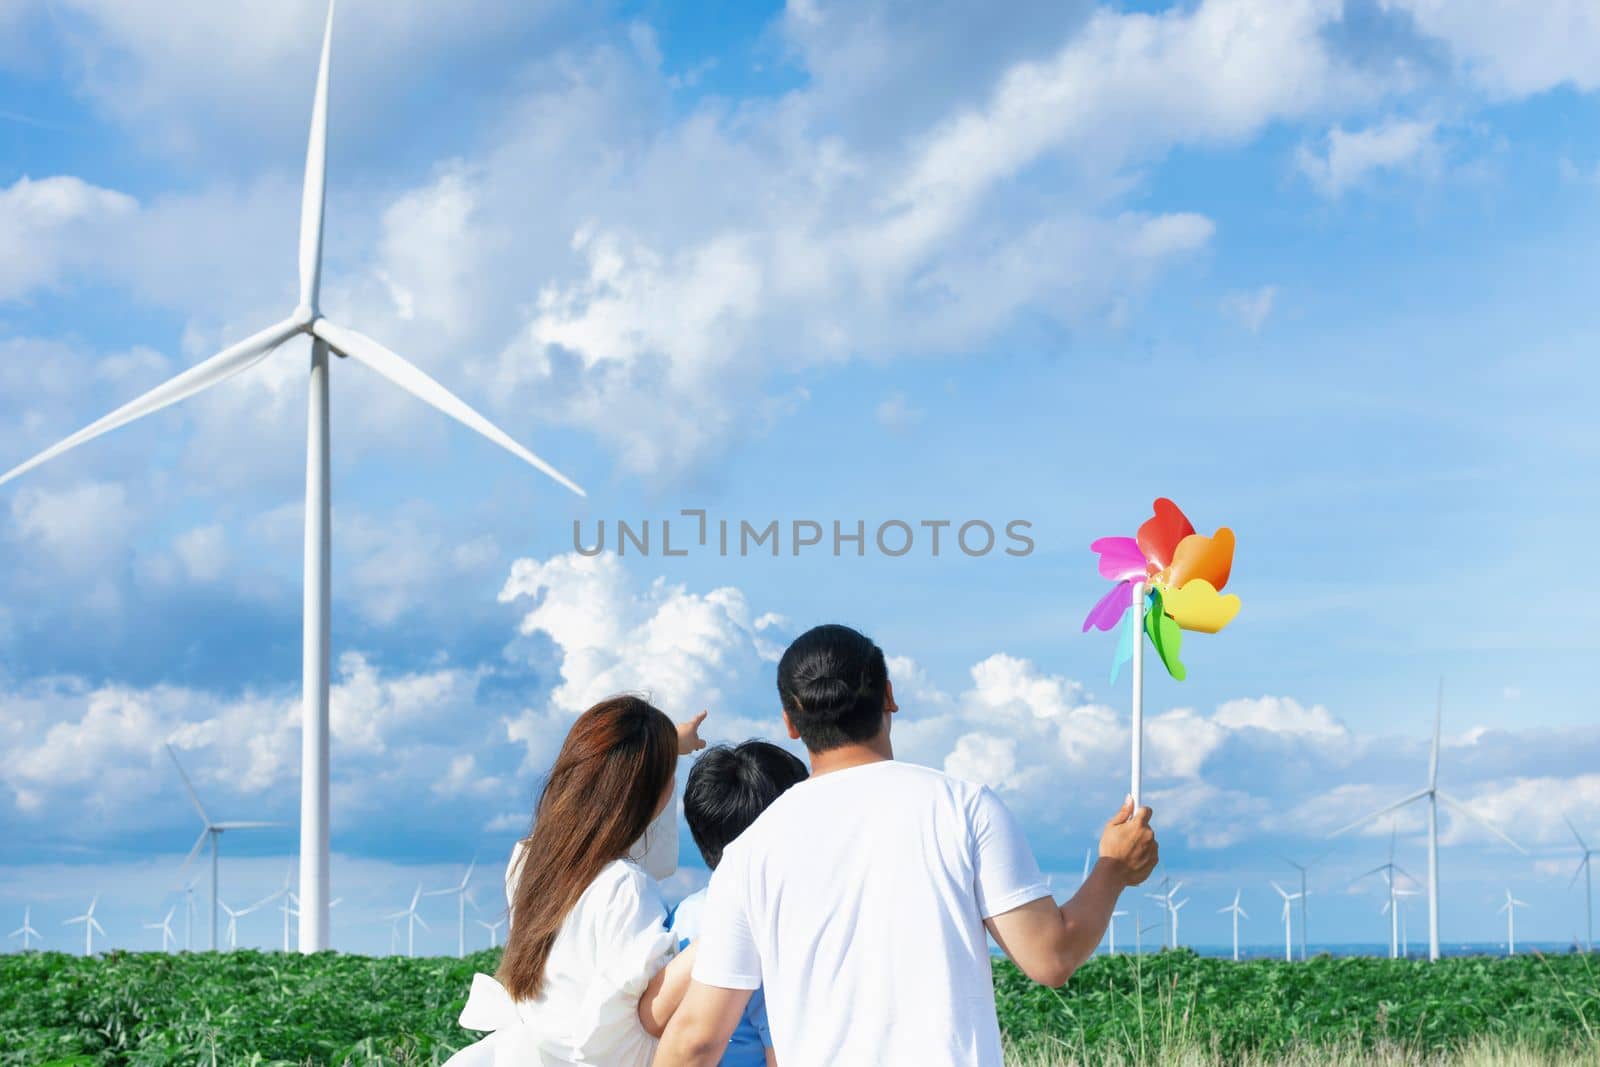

{"left": 445, "top": 850, "right": 677, "bottom": 1067}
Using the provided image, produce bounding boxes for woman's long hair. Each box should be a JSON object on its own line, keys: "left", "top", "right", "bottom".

{"left": 497, "top": 695, "right": 678, "bottom": 1001}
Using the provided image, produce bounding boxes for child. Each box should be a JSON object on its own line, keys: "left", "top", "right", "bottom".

{"left": 671, "top": 741, "right": 809, "bottom": 1067}
{"left": 446, "top": 696, "right": 707, "bottom": 1067}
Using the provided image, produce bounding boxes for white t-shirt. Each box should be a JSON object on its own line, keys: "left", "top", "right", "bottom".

{"left": 447, "top": 855, "right": 677, "bottom": 1067}
{"left": 692, "top": 760, "right": 1049, "bottom": 1067}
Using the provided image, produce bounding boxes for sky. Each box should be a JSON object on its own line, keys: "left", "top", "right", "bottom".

{"left": 2, "top": 0, "right": 1598, "bottom": 958}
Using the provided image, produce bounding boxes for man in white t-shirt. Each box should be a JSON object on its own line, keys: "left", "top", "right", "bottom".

{"left": 654, "top": 624, "right": 1159, "bottom": 1067}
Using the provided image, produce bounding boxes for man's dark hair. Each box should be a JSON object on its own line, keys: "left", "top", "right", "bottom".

{"left": 776, "top": 623, "right": 889, "bottom": 753}
{"left": 683, "top": 741, "right": 809, "bottom": 869}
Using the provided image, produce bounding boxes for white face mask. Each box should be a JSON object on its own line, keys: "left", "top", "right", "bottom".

{"left": 628, "top": 798, "right": 680, "bottom": 881}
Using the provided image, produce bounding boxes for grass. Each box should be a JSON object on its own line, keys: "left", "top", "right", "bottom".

{"left": 1, "top": 948, "right": 1595, "bottom": 1065}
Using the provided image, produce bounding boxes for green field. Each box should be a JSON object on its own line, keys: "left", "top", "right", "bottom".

{"left": 2, "top": 949, "right": 1597, "bottom": 1066}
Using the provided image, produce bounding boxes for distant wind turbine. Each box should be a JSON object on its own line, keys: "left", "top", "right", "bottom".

{"left": 1568, "top": 817, "right": 1596, "bottom": 953}
{"left": 9, "top": 906, "right": 41, "bottom": 951}
{"left": 385, "top": 885, "right": 430, "bottom": 958}
{"left": 167, "top": 744, "right": 281, "bottom": 951}
{"left": 219, "top": 900, "right": 255, "bottom": 951}
{"left": 1170, "top": 897, "right": 1189, "bottom": 948}
{"left": 1328, "top": 682, "right": 1526, "bottom": 961}
{"left": 1280, "top": 853, "right": 1326, "bottom": 961}
{"left": 1395, "top": 885, "right": 1421, "bottom": 957}
{"left": 1219, "top": 890, "right": 1248, "bottom": 962}
{"left": 144, "top": 907, "right": 177, "bottom": 952}
{"left": 424, "top": 861, "right": 478, "bottom": 958}
{"left": 0, "top": 0, "right": 587, "bottom": 954}
{"left": 64, "top": 896, "right": 106, "bottom": 956}
{"left": 1107, "top": 908, "right": 1127, "bottom": 954}
{"left": 1271, "top": 882, "right": 1302, "bottom": 962}
{"left": 475, "top": 918, "right": 506, "bottom": 949}
{"left": 1499, "top": 889, "right": 1528, "bottom": 956}
{"left": 1354, "top": 823, "right": 1419, "bottom": 960}
{"left": 182, "top": 875, "right": 200, "bottom": 952}
{"left": 1144, "top": 878, "right": 1182, "bottom": 950}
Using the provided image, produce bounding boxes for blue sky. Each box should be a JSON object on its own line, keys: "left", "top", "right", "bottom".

{"left": 2, "top": 0, "right": 1598, "bottom": 957}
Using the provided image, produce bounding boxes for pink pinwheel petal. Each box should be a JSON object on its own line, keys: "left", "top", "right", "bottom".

{"left": 1091, "top": 536, "right": 1149, "bottom": 581}
{"left": 1082, "top": 579, "right": 1134, "bottom": 632}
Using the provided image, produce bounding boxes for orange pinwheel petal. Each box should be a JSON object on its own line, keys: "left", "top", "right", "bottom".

{"left": 1136, "top": 497, "right": 1194, "bottom": 569}
{"left": 1161, "top": 578, "right": 1241, "bottom": 634}
{"left": 1166, "top": 527, "right": 1235, "bottom": 593}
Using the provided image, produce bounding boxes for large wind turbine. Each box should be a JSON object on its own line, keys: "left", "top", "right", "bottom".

{"left": 1498, "top": 889, "right": 1527, "bottom": 956}
{"left": 476, "top": 917, "right": 506, "bottom": 949}
{"left": 1569, "top": 817, "right": 1595, "bottom": 953}
{"left": 1328, "top": 683, "right": 1525, "bottom": 961}
{"left": 168, "top": 744, "right": 280, "bottom": 950}
{"left": 1219, "top": 890, "right": 1248, "bottom": 962}
{"left": 0, "top": 1, "right": 586, "bottom": 953}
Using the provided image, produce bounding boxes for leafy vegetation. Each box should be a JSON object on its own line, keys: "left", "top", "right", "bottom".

{"left": 1, "top": 948, "right": 1596, "bottom": 1066}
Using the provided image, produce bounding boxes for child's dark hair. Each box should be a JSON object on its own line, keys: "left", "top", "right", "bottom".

{"left": 776, "top": 623, "right": 889, "bottom": 752}
{"left": 683, "top": 740, "right": 808, "bottom": 869}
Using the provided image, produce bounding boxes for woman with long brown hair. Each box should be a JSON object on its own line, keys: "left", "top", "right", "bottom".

{"left": 447, "top": 695, "right": 707, "bottom": 1066}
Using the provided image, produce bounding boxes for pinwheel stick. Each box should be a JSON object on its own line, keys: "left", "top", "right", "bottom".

{"left": 1130, "top": 581, "right": 1146, "bottom": 807}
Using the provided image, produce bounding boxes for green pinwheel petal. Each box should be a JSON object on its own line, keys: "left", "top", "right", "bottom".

{"left": 1144, "top": 588, "right": 1187, "bottom": 681}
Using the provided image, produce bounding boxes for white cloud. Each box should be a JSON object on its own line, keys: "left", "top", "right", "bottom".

{"left": 0, "top": 175, "right": 137, "bottom": 301}
{"left": 1297, "top": 118, "right": 1440, "bottom": 198}
{"left": 1381, "top": 0, "right": 1600, "bottom": 98}
{"left": 498, "top": 552, "right": 782, "bottom": 768}
{"left": 173, "top": 524, "right": 229, "bottom": 583}
{"left": 8, "top": 482, "right": 134, "bottom": 566}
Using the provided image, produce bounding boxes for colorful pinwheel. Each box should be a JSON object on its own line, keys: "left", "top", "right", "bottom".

{"left": 1084, "top": 497, "right": 1240, "bottom": 682}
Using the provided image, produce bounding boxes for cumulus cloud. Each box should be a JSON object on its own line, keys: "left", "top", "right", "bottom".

{"left": 1297, "top": 118, "right": 1441, "bottom": 198}
{"left": 0, "top": 175, "right": 137, "bottom": 301}
{"left": 1381, "top": 0, "right": 1600, "bottom": 98}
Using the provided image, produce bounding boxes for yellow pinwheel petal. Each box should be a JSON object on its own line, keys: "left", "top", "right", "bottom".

{"left": 1165, "top": 528, "right": 1235, "bottom": 592}
{"left": 1161, "top": 578, "right": 1240, "bottom": 634}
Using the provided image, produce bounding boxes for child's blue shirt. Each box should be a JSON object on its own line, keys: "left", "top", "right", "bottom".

{"left": 669, "top": 887, "right": 772, "bottom": 1067}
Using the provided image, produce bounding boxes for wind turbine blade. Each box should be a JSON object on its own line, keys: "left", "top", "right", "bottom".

{"left": 1428, "top": 680, "right": 1442, "bottom": 791}
{"left": 414, "top": 913, "right": 430, "bottom": 932}
{"left": 90, "top": 918, "right": 105, "bottom": 936}
{"left": 178, "top": 828, "right": 210, "bottom": 877}
{"left": 1328, "top": 789, "right": 1430, "bottom": 839}
{"left": 312, "top": 319, "right": 586, "bottom": 497}
{"left": 1238, "top": 906, "right": 1248, "bottom": 920}
{"left": 299, "top": 0, "right": 336, "bottom": 311}
{"left": 1436, "top": 791, "right": 1527, "bottom": 854}
{"left": 1570, "top": 857, "right": 1590, "bottom": 890}
{"left": 211, "top": 821, "right": 284, "bottom": 830}
{"left": 164, "top": 744, "right": 211, "bottom": 825}
{"left": 1567, "top": 816, "right": 1590, "bottom": 852}
{"left": 0, "top": 319, "right": 300, "bottom": 489}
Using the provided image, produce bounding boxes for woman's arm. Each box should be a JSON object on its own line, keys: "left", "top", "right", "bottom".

{"left": 638, "top": 943, "right": 698, "bottom": 1037}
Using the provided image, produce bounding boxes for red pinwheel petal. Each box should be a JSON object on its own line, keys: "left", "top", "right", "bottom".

{"left": 1136, "top": 497, "right": 1194, "bottom": 570}
{"left": 1090, "top": 536, "right": 1148, "bottom": 581}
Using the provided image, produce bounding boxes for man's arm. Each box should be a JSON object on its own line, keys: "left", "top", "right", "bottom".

{"left": 985, "top": 797, "right": 1157, "bottom": 986}
{"left": 652, "top": 980, "right": 754, "bottom": 1066}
